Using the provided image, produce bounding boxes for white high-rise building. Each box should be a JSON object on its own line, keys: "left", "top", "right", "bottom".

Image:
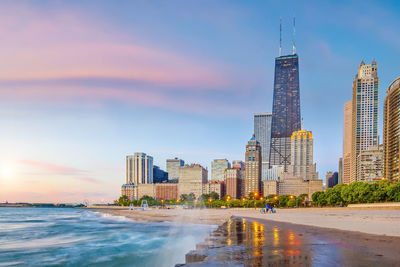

{"left": 211, "top": 159, "right": 230, "bottom": 181}
{"left": 126, "top": 153, "right": 153, "bottom": 185}
{"left": 166, "top": 158, "right": 184, "bottom": 181}
{"left": 351, "top": 61, "right": 379, "bottom": 182}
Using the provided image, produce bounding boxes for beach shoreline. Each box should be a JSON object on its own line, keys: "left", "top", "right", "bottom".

{"left": 94, "top": 207, "right": 400, "bottom": 237}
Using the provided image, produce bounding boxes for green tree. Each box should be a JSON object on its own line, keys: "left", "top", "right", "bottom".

{"left": 278, "top": 195, "right": 289, "bottom": 207}
{"left": 387, "top": 183, "right": 400, "bottom": 202}
{"left": 118, "top": 195, "right": 130, "bottom": 206}
{"left": 187, "top": 193, "right": 196, "bottom": 202}
{"left": 287, "top": 199, "right": 297, "bottom": 208}
{"left": 325, "top": 188, "right": 342, "bottom": 206}
{"left": 210, "top": 192, "right": 220, "bottom": 200}
{"left": 229, "top": 199, "right": 241, "bottom": 207}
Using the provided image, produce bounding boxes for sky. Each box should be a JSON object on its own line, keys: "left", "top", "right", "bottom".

{"left": 1, "top": 0, "right": 400, "bottom": 203}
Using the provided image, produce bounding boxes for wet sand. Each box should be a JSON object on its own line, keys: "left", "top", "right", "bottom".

{"left": 178, "top": 217, "right": 400, "bottom": 266}
{"left": 96, "top": 207, "right": 400, "bottom": 236}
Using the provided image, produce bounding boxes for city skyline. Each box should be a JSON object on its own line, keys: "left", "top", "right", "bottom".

{"left": 1, "top": 0, "right": 400, "bottom": 202}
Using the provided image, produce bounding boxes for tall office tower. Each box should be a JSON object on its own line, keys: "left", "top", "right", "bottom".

{"left": 254, "top": 113, "right": 272, "bottom": 180}
{"left": 232, "top": 160, "right": 245, "bottom": 170}
{"left": 357, "top": 145, "right": 383, "bottom": 182}
{"left": 224, "top": 168, "right": 242, "bottom": 199}
{"left": 126, "top": 153, "right": 153, "bottom": 185}
{"left": 166, "top": 158, "right": 184, "bottom": 181}
{"left": 153, "top": 165, "right": 168, "bottom": 183}
{"left": 270, "top": 54, "right": 301, "bottom": 171}
{"left": 287, "top": 129, "right": 318, "bottom": 180}
{"left": 343, "top": 101, "right": 353, "bottom": 184}
{"left": 351, "top": 61, "right": 379, "bottom": 182}
{"left": 178, "top": 164, "right": 208, "bottom": 197}
{"left": 384, "top": 77, "right": 400, "bottom": 182}
{"left": 211, "top": 159, "right": 231, "bottom": 181}
{"left": 245, "top": 135, "right": 262, "bottom": 196}
{"left": 325, "top": 172, "right": 333, "bottom": 189}
{"left": 327, "top": 172, "right": 339, "bottom": 188}
{"left": 338, "top": 158, "right": 343, "bottom": 184}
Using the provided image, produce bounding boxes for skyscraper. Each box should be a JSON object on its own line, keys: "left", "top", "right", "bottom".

{"left": 166, "top": 158, "right": 184, "bottom": 181}
{"left": 126, "top": 153, "right": 153, "bottom": 185}
{"left": 338, "top": 157, "right": 343, "bottom": 184}
{"left": 287, "top": 129, "right": 318, "bottom": 180}
{"left": 245, "top": 135, "right": 262, "bottom": 196}
{"left": 343, "top": 101, "right": 352, "bottom": 184}
{"left": 351, "top": 61, "right": 379, "bottom": 182}
{"left": 254, "top": 112, "right": 272, "bottom": 180}
{"left": 270, "top": 54, "right": 301, "bottom": 171}
{"left": 384, "top": 77, "right": 400, "bottom": 182}
{"left": 357, "top": 145, "right": 383, "bottom": 182}
{"left": 211, "top": 159, "right": 231, "bottom": 181}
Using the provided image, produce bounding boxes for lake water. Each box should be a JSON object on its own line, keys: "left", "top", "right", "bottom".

{"left": 0, "top": 207, "right": 215, "bottom": 266}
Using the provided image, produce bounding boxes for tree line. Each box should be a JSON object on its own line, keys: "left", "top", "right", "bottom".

{"left": 312, "top": 180, "right": 400, "bottom": 206}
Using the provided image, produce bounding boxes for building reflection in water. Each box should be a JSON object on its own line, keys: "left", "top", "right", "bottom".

{"left": 220, "top": 218, "right": 311, "bottom": 266}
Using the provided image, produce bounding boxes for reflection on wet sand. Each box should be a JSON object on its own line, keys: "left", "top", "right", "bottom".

{"left": 213, "top": 218, "right": 311, "bottom": 266}
{"left": 182, "top": 217, "right": 400, "bottom": 266}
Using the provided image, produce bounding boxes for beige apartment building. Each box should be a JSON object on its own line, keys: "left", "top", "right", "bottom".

{"left": 245, "top": 135, "right": 262, "bottom": 196}
{"left": 343, "top": 101, "right": 352, "bottom": 184}
{"left": 287, "top": 129, "right": 318, "bottom": 180}
{"left": 178, "top": 164, "right": 208, "bottom": 197}
{"left": 263, "top": 178, "right": 323, "bottom": 199}
{"left": 384, "top": 77, "right": 400, "bottom": 182}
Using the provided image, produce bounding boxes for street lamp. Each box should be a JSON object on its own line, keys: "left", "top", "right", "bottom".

{"left": 208, "top": 198, "right": 213, "bottom": 208}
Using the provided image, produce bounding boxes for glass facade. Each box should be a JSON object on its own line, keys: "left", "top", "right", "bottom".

{"left": 254, "top": 113, "right": 272, "bottom": 180}
{"left": 270, "top": 54, "right": 301, "bottom": 171}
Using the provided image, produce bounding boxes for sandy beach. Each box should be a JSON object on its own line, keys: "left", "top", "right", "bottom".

{"left": 95, "top": 207, "right": 400, "bottom": 237}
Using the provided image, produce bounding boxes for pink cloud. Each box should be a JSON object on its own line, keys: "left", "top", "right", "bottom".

{"left": 0, "top": 4, "right": 230, "bottom": 90}
{"left": 18, "top": 159, "right": 84, "bottom": 175}
{"left": 18, "top": 159, "right": 100, "bottom": 184}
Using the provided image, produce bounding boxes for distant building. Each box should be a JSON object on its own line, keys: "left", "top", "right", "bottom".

{"left": 287, "top": 128, "right": 318, "bottom": 180}
{"left": 343, "top": 101, "right": 352, "bottom": 184}
{"left": 121, "top": 184, "right": 137, "bottom": 201}
{"left": 338, "top": 158, "right": 343, "bottom": 184}
{"left": 357, "top": 145, "right": 383, "bottom": 182}
{"left": 265, "top": 165, "right": 284, "bottom": 180}
{"left": 351, "top": 61, "right": 379, "bottom": 182}
{"left": 155, "top": 183, "right": 178, "bottom": 200}
{"left": 126, "top": 153, "right": 153, "bottom": 184}
{"left": 325, "top": 172, "right": 333, "bottom": 189}
{"left": 137, "top": 184, "right": 156, "bottom": 199}
{"left": 263, "top": 179, "right": 323, "bottom": 199}
{"left": 202, "top": 181, "right": 225, "bottom": 199}
{"left": 254, "top": 112, "right": 272, "bottom": 180}
{"left": 211, "top": 159, "right": 231, "bottom": 181}
{"left": 245, "top": 135, "right": 262, "bottom": 196}
{"left": 153, "top": 165, "right": 168, "bottom": 183}
{"left": 384, "top": 77, "right": 400, "bottom": 182}
{"left": 327, "top": 172, "right": 338, "bottom": 188}
{"left": 232, "top": 160, "right": 245, "bottom": 170}
{"left": 270, "top": 54, "right": 301, "bottom": 172}
{"left": 166, "top": 158, "right": 184, "bottom": 181}
{"left": 178, "top": 164, "right": 208, "bottom": 198}
{"left": 263, "top": 180, "right": 278, "bottom": 197}
{"left": 224, "top": 168, "right": 242, "bottom": 199}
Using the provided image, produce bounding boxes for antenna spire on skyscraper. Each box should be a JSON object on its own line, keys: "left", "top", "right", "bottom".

{"left": 292, "top": 17, "right": 296, "bottom": 55}
{"left": 279, "top": 18, "right": 282, "bottom": 57}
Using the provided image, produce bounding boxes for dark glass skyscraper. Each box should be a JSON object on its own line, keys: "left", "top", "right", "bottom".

{"left": 269, "top": 54, "right": 301, "bottom": 171}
